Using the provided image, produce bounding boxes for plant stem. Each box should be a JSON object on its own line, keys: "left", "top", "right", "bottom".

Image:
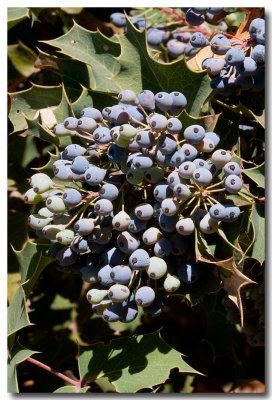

{"left": 26, "top": 357, "right": 81, "bottom": 388}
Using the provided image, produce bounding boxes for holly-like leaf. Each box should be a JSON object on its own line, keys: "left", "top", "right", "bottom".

{"left": 239, "top": 103, "right": 265, "bottom": 128}
{"left": 248, "top": 203, "right": 265, "bottom": 264}
{"left": 20, "top": 113, "right": 59, "bottom": 145}
{"left": 198, "top": 256, "right": 256, "bottom": 327}
{"left": 53, "top": 385, "right": 89, "bottom": 393}
{"left": 7, "top": 286, "right": 32, "bottom": 337}
{"left": 9, "top": 84, "right": 62, "bottom": 133}
{"left": 34, "top": 151, "right": 60, "bottom": 178}
{"left": 8, "top": 7, "right": 30, "bottom": 30}
{"left": 8, "top": 41, "right": 37, "bottom": 92}
{"left": 8, "top": 242, "right": 54, "bottom": 337}
{"left": 43, "top": 22, "right": 121, "bottom": 93}
{"left": 79, "top": 330, "right": 200, "bottom": 393}
{"left": 243, "top": 163, "right": 265, "bottom": 189}
{"left": 71, "top": 86, "right": 116, "bottom": 117}
{"left": 8, "top": 340, "right": 39, "bottom": 393}
{"left": 14, "top": 241, "right": 54, "bottom": 297}
{"left": 178, "top": 109, "right": 221, "bottom": 133}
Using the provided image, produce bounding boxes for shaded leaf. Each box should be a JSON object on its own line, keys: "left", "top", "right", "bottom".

{"left": 8, "top": 242, "right": 54, "bottom": 337}
{"left": 248, "top": 203, "right": 265, "bottom": 264}
{"left": 54, "top": 385, "right": 89, "bottom": 393}
{"left": 197, "top": 256, "right": 256, "bottom": 327}
{"left": 79, "top": 330, "right": 200, "bottom": 393}
{"left": 14, "top": 241, "right": 54, "bottom": 297}
{"left": 71, "top": 86, "right": 116, "bottom": 117}
{"left": 239, "top": 103, "right": 265, "bottom": 128}
{"left": 243, "top": 163, "right": 265, "bottom": 189}
{"left": 8, "top": 340, "right": 38, "bottom": 393}
{"left": 204, "top": 311, "right": 233, "bottom": 359}
{"left": 20, "top": 113, "right": 59, "bottom": 146}
{"left": 7, "top": 286, "right": 32, "bottom": 337}
{"left": 9, "top": 84, "right": 62, "bottom": 133}
{"left": 8, "top": 7, "right": 30, "bottom": 30}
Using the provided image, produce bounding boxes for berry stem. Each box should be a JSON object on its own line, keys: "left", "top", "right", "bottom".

{"left": 206, "top": 180, "right": 224, "bottom": 190}
{"left": 237, "top": 191, "right": 255, "bottom": 205}
{"left": 207, "top": 195, "right": 220, "bottom": 205}
{"left": 208, "top": 188, "right": 226, "bottom": 193}
{"left": 130, "top": 117, "right": 149, "bottom": 128}
{"left": 26, "top": 357, "right": 81, "bottom": 388}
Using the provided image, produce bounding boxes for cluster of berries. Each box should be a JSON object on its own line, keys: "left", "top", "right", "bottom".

{"left": 25, "top": 88, "right": 244, "bottom": 323}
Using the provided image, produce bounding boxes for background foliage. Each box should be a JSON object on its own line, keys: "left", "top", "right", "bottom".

{"left": 8, "top": 7, "right": 264, "bottom": 393}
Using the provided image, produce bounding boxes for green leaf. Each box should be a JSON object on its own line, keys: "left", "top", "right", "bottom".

{"left": 243, "top": 163, "right": 265, "bottom": 189}
{"left": 9, "top": 84, "right": 62, "bottom": 133}
{"left": 14, "top": 241, "right": 54, "bottom": 297}
{"left": 71, "top": 86, "right": 116, "bottom": 117}
{"left": 8, "top": 340, "right": 38, "bottom": 393}
{"left": 239, "top": 103, "right": 265, "bottom": 128}
{"left": 54, "top": 385, "right": 89, "bottom": 393}
{"left": 43, "top": 22, "right": 121, "bottom": 93}
{"left": 8, "top": 242, "right": 54, "bottom": 337}
{"left": 8, "top": 41, "right": 37, "bottom": 83}
{"left": 8, "top": 7, "right": 30, "bottom": 30}
{"left": 178, "top": 110, "right": 220, "bottom": 133}
{"left": 79, "top": 330, "right": 200, "bottom": 393}
{"left": 20, "top": 113, "right": 59, "bottom": 146}
{"left": 34, "top": 151, "right": 60, "bottom": 178}
{"left": 7, "top": 286, "right": 32, "bottom": 337}
{"left": 248, "top": 204, "right": 265, "bottom": 264}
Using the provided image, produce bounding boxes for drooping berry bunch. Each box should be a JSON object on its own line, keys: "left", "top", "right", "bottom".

{"left": 110, "top": 10, "right": 265, "bottom": 94}
{"left": 25, "top": 88, "right": 248, "bottom": 323}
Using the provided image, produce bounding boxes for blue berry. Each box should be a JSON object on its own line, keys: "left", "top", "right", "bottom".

{"left": 186, "top": 8, "right": 205, "bottom": 26}
{"left": 223, "top": 204, "right": 241, "bottom": 222}
{"left": 169, "top": 91, "right": 187, "bottom": 114}
{"left": 193, "top": 168, "right": 213, "bottom": 186}
{"left": 225, "top": 47, "right": 245, "bottom": 66}
{"left": 211, "top": 34, "right": 231, "bottom": 55}
{"left": 137, "top": 90, "right": 155, "bottom": 110}
{"left": 190, "top": 32, "right": 209, "bottom": 48}
{"left": 135, "top": 286, "right": 155, "bottom": 307}
{"left": 209, "top": 204, "right": 226, "bottom": 221}
{"left": 177, "top": 262, "right": 199, "bottom": 283}
{"left": 167, "top": 118, "right": 182, "bottom": 134}
{"left": 62, "top": 188, "right": 82, "bottom": 207}
{"left": 110, "top": 265, "right": 132, "bottom": 285}
{"left": 224, "top": 161, "right": 241, "bottom": 176}
{"left": 129, "top": 249, "right": 150, "bottom": 270}
{"left": 80, "top": 107, "right": 103, "bottom": 122}
{"left": 110, "top": 12, "right": 126, "bottom": 27}
{"left": 154, "top": 238, "right": 172, "bottom": 257}
{"left": 153, "top": 181, "right": 173, "bottom": 202}
{"left": 107, "top": 144, "right": 126, "bottom": 163}
{"left": 165, "top": 149, "right": 185, "bottom": 167}
{"left": 155, "top": 92, "right": 173, "bottom": 112}
{"left": 99, "top": 183, "right": 119, "bottom": 201}
{"left": 166, "top": 39, "right": 186, "bottom": 58}
{"left": 225, "top": 174, "right": 243, "bottom": 193}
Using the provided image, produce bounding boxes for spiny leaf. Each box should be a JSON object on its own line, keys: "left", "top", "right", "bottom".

{"left": 8, "top": 340, "right": 39, "bottom": 393}
{"left": 14, "top": 241, "right": 54, "bottom": 297}
{"left": 7, "top": 286, "right": 32, "bottom": 337}
{"left": 243, "top": 163, "right": 265, "bottom": 189}
{"left": 43, "top": 22, "right": 121, "bottom": 93}
{"left": 178, "top": 109, "right": 221, "bottom": 132}
{"left": 8, "top": 242, "right": 54, "bottom": 337}
{"left": 19, "top": 113, "right": 59, "bottom": 145}
{"left": 8, "top": 7, "right": 30, "bottom": 30}
{"left": 248, "top": 203, "right": 265, "bottom": 264}
{"left": 71, "top": 86, "right": 116, "bottom": 117}
{"left": 34, "top": 151, "right": 60, "bottom": 178}
{"left": 198, "top": 256, "right": 256, "bottom": 327}
{"left": 239, "top": 103, "right": 265, "bottom": 128}
{"left": 9, "top": 84, "right": 62, "bottom": 133}
{"left": 79, "top": 330, "right": 201, "bottom": 393}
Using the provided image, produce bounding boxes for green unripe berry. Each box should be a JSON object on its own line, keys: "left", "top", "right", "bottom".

{"left": 126, "top": 168, "right": 144, "bottom": 185}
{"left": 163, "top": 275, "right": 181, "bottom": 292}
{"left": 86, "top": 289, "right": 108, "bottom": 304}
{"left": 147, "top": 257, "right": 167, "bottom": 279}
{"left": 46, "top": 196, "right": 66, "bottom": 214}
{"left": 28, "top": 214, "right": 52, "bottom": 230}
{"left": 119, "top": 124, "right": 138, "bottom": 139}
{"left": 56, "top": 229, "right": 75, "bottom": 245}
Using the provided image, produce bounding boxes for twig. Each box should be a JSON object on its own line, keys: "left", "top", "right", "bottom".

{"left": 26, "top": 357, "right": 82, "bottom": 389}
